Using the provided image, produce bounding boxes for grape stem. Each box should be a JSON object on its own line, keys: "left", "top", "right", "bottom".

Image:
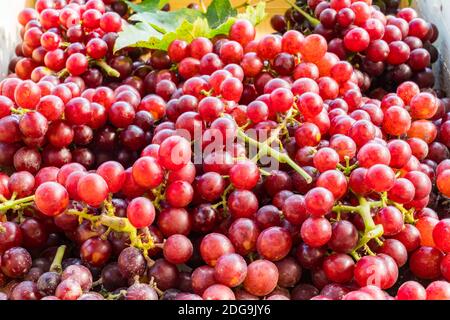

{"left": 93, "top": 60, "right": 121, "bottom": 78}
{"left": 57, "top": 68, "right": 70, "bottom": 79}
{"left": 284, "top": 0, "right": 320, "bottom": 27}
{"left": 232, "top": 105, "right": 312, "bottom": 183}
{"left": 10, "top": 107, "right": 32, "bottom": 115}
{"left": 67, "top": 207, "right": 156, "bottom": 262}
{"left": 0, "top": 195, "right": 35, "bottom": 213}
{"left": 237, "top": 127, "right": 313, "bottom": 183}
{"left": 333, "top": 196, "right": 384, "bottom": 260}
{"left": 49, "top": 245, "right": 67, "bottom": 274}
{"left": 211, "top": 183, "right": 234, "bottom": 212}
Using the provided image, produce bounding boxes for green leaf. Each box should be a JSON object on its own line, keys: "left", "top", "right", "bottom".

{"left": 208, "top": 17, "right": 237, "bottom": 38}
{"left": 130, "top": 9, "right": 204, "bottom": 33}
{"left": 157, "top": 18, "right": 211, "bottom": 50}
{"left": 114, "top": 1, "right": 267, "bottom": 52}
{"left": 205, "top": 0, "right": 237, "bottom": 28}
{"left": 124, "top": 0, "right": 170, "bottom": 13}
{"left": 114, "top": 22, "right": 163, "bottom": 52}
{"left": 238, "top": 1, "right": 267, "bottom": 26}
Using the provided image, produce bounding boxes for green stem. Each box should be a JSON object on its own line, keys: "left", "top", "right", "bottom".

{"left": 212, "top": 184, "right": 234, "bottom": 211}
{"left": 93, "top": 60, "right": 121, "bottom": 78}
{"left": 334, "top": 197, "right": 384, "bottom": 260}
{"left": 57, "top": 68, "right": 70, "bottom": 79}
{"left": 67, "top": 209, "right": 155, "bottom": 255}
{"left": 50, "top": 245, "right": 67, "bottom": 274}
{"left": 332, "top": 204, "right": 360, "bottom": 213}
{"left": 10, "top": 107, "right": 31, "bottom": 115}
{"left": 0, "top": 195, "right": 35, "bottom": 213}
{"left": 358, "top": 196, "right": 376, "bottom": 230}
{"left": 349, "top": 196, "right": 384, "bottom": 259}
{"left": 92, "top": 279, "right": 103, "bottom": 287}
{"left": 237, "top": 128, "right": 312, "bottom": 183}
{"left": 284, "top": 0, "right": 320, "bottom": 27}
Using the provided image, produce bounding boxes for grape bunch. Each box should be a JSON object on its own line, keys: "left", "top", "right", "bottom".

{"left": 0, "top": 0, "right": 449, "bottom": 301}
{"left": 272, "top": 0, "right": 440, "bottom": 95}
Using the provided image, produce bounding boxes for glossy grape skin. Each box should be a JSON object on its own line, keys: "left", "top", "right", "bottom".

{"left": 148, "top": 259, "right": 179, "bottom": 291}
{"left": 301, "top": 217, "right": 332, "bottom": 248}
{"left": 305, "top": 187, "right": 335, "bottom": 217}
{"left": 200, "top": 233, "right": 235, "bottom": 267}
{"left": 37, "top": 272, "right": 61, "bottom": 297}
{"left": 323, "top": 253, "right": 355, "bottom": 284}
{"left": 8, "top": 171, "right": 35, "bottom": 198}
{"left": 196, "top": 172, "right": 225, "bottom": 202}
{"left": 228, "top": 190, "right": 259, "bottom": 219}
{"left": 191, "top": 266, "right": 216, "bottom": 295}
{"left": 61, "top": 265, "right": 93, "bottom": 292}
{"left": 118, "top": 247, "right": 146, "bottom": 279}
{"left": 163, "top": 235, "right": 193, "bottom": 265}
{"left": 230, "top": 19, "right": 256, "bottom": 47}
{"left": 354, "top": 256, "right": 388, "bottom": 289}
{"left": 101, "top": 263, "right": 128, "bottom": 292}
{"left": 202, "top": 284, "right": 236, "bottom": 300}
{"left": 229, "top": 160, "right": 260, "bottom": 190}
{"left": 55, "top": 279, "right": 83, "bottom": 300}
{"left": 159, "top": 136, "right": 192, "bottom": 171}
{"left": 126, "top": 283, "right": 158, "bottom": 300}
{"left": 243, "top": 259, "right": 278, "bottom": 297}
{"left": 127, "top": 197, "right": 155, "bottom": 229}
{"left": 256, "top": 227, "right": 292, "bottom": 262}
{"left": 80, "top": 237, "right": 112, "bottom": 267}
{"left": 291, "top": 284, "right": 320, "bottom": 300}
{"left": 20, "top": 218, "right": 48, "bottom": 249}
{"left": 228, "top": 218, "right": 260, "bottom": 256}
{"left": 10, "top": 281, "right": 41, "bottom": 300}
{"left": 366, "top": 164, "right": 396, "bottom": 192}
{"left": 392, "top": 224, "right": 421, "bottom": 252}
{"left": 19, "top": 112, "right": 48, "bottom": 138}
{"left": 397, "top": 281, "right": 426, "bottom": 300}
{"left": 374, "top": 206, "right": 404, "bottom": 236}
{"left": 426, "top": 281, "right": 450, "bottom": 300}
{"left": 409, "top": 246, "right": 443, "bottom": 280}
{"left": 0, "top": 222, "right": 23, "bottom": 254}
{"left": 275, "top": 257, "right": 302, "bottom": 288}
{"left": 433, "top": 219, "right": 450, "bottom": 253}
{"left": 77, "top": 173, "right": 109, "bottom": 207}
{"left": 328, "top": 220, "right": 358, "bottom": 253}
{"left": 157, "top": 208, "right": 191, "bottom": 237}
{"left": 35, "top": 182, "right": 69, "bottom": 217}
{"left": 166, "top": 180, "right": 194, "bottom": 208}
{"left": 282, "top": 195, "right": 308, "bottom": 226}
{"left": 416, "top": 216, "right": 438, "bottom": 247}
{"left": 1, "top": 247, "right": 32, "bottom": 278}
{"left": 213, "top": 253, "right": 247, "bottom": 288}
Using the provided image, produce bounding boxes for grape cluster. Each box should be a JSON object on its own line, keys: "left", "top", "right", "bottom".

{"left": 272, "top": 0, "right": 440, "bottom": 94}
{"left": 0, "top": 0, "right": 449, "bottom": 301}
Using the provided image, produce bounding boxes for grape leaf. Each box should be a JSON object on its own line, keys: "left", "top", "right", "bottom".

{"left": 114, "top": 2, "right": 267, "bottom": 52}
{"left": 237, "top": 1, "right": 266, "bottom": 26}
{"left": 206, "top": 0, "right": 237, "bottom": 28}
{"left": 130, "top": 9, "right": 204, "bottom": 33}
{"left": 156, "top": 18, "right": 211, "bottom": 50}
{"left": 114, "top": 22, "right": 163, "bottom": 51}
{"left": 208, "top": 17, "right": 237, "bottom": 38}
{"left": 124, "top": 0, "right": 170, "bottom": 13}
